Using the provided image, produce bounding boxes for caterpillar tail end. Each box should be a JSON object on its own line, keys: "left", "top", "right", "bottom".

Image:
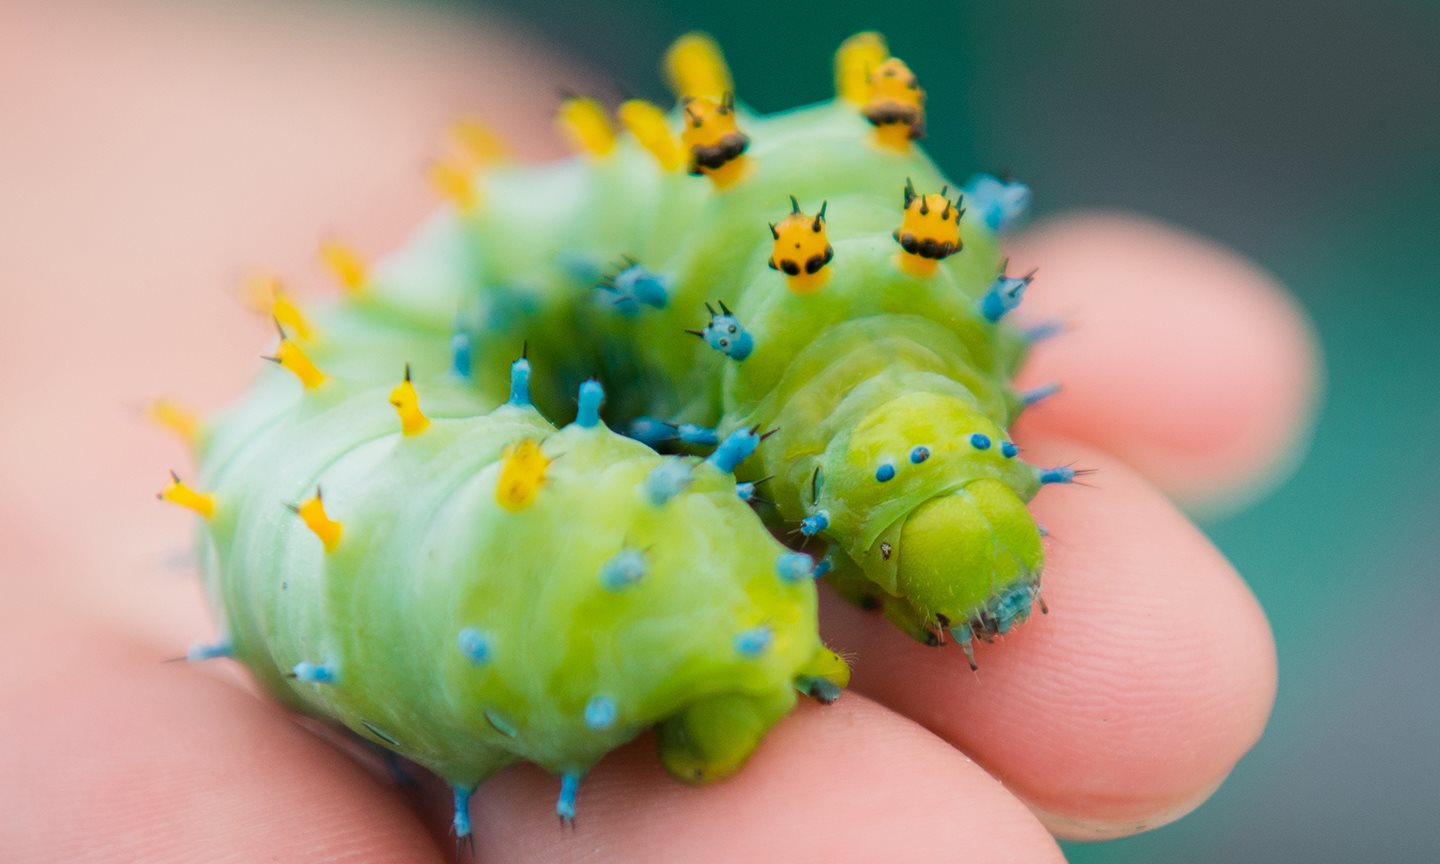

{"left": 891, "top": 478, "right": 1046, "bottom": 664}
{"left": 795, "top": 645, "right": 851, "bottom": 704}
{"left": 657, "top": 688, "right": 795, "bottom": 785}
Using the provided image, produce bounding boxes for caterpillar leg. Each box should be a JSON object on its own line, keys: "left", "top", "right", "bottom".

{"left": 892, "top": 478, "right": 1045, "bottom": 664}
{"left": 657, "top": 688, "right": 796, "bottom": 784}
{"left": 794, "top": 644, "right": 851, "bottom": 704}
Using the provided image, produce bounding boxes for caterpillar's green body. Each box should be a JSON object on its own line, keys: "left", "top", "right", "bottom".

{"left": 164, "top": 31, "right": 1062, "bottom": 840}
{"left": 394, "top": 87, "right": 1048, "bottom": 649}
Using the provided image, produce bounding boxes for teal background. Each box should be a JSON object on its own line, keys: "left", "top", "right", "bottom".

{"left": 466, "top": 0, "right": 1440, "bottom": 860}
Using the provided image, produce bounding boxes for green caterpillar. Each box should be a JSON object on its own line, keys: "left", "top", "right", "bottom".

{"left": 158, "top": 30, "right": 1070, "bottom": 844}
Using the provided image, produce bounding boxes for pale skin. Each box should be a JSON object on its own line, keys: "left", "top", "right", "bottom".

{"left": 0, "top": 1, "right": 1318, "bottom": 860}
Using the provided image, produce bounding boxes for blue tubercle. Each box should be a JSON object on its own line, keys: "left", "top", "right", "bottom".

{"left": 598, "top": 260, "right": 669, "bottom": 316}
{"left": 676, "top": 423, "right": 720, "bottom": 446}
{"left": 736, "top": 480, "right": 758, "bottom": 502}
{"left": 1023, "top": 320, "right": 1065, "bottom": 344}
{"left": 599, "top": 548, "right": 647, "bottom": 590}
{"left": 452, "top": 785, "right": 474, "bottom": 839}
{"left": 584, "top": 696, "right": 617, "bottom": 731}
{"left": 962, "top": 173, "right": 1032, "bottom": 233}
{"left": 813, "top": 555, "right": 834, "bottom": 579}
{"left": 557, "top": 772, "right": 582, "bottom": 824}
{"left": 875, "top": 463, "right": 896, "bottom": 482}
{"left": 450, "top": 331, "right": 473, "bottom": 379}
{"left": 1021, "top": 383, "right": 1061, "bottom": 407}
{"left": 1039, "top": 466, "right": 1076, "bottom": 485}
{"left": 643, "top": 459, "right": 693, "bottom": 506}
{"left": 970, "top": 433, "right": 992, "bottom": 450}
{"left": 734, "top": 626, "right": 773, "bottom": 657}
{"left": 980, "top": 269, "right": 1034, "bottom": 323}
{"left": 689, "top": 300, "right": 754, "bottom": 360}
{"left": 457, "top": 628, "right": 492, "bottom": 665}
{"left": 575, "top": 379, "right": 605, "bottom": 428}
{"left": 508, "top": 357, "right": 531, "bottom": 407}
{"left": 628, "top": 416, "right": 677, "bottom": 446}
{"left": 291, "top": 661, "right": 337, "bottom": 684}
{"left": 185, "top": 640, "right": 232, "bottom": 662}
{"left": 776, "top": 551, "right": 817, "bottom": 583}
{"left": 800, "top": 509, "right": 830, "bottom": 536}
{"left": 909, "top": 446, "right": 931, "bottom": 464}
{"left": 706, "top": 427, "right": 760, "bottom": 474}
{"left": 1001, "top": 441, "right": 1019, "bottom": 459}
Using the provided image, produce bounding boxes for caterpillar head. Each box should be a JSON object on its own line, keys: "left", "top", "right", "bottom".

{"left": 862, "top": 57, "right": 926, "bottom": 149}
{"left": 813, "top": 390, "right": 1043, "bottom": 638}
{"left": 768, "top": 196, "right": 834, "bottom": 294}
{"left": 893, "top": 180, "right": 964, "bottom": 277}
{"left": 681, "top": 93, "right": 750, "bottom": 188}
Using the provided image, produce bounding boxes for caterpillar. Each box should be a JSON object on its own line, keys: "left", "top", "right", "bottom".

{"left": 157, "top": 30, "right": 1074, "bottom": 845}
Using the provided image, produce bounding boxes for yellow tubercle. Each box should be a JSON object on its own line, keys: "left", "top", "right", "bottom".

{"left": 835, "top": 32, "right": 889, "bottom": 104}
{"left": 147, "top": 399, "right": 199, "bottom": 445}
{"left": 496, "top": 438, "right": 549, "bottom": 512}
{"left": 388, "top": 364, "right": 430, "bottom": 436}
{"left": 862, "top": 57, "right": 926, "bottom": 150}
{"left": 320, "top": 241, "right": 367, "bottom": 296}
{"left": 618, "top": 99, "right": 684, "bottom": 171}
{"left": 557, "top": 96, "right": 616, "bottom": 158}
{"left": 895, "top": 251, "right": 940, "bottom": 278}
{"left": 158, "top": 470, "right": 214, "bottom": 518}
{"left": 768, "top": 197, "right": 834, "bottom": 294}
{"left": 268, "top": 335, "right": 327, "bottom": 390}
{"left": 429, "top": 157, "right": 480, "bottom": 213}
{"left": 664, "top": 32, "right": 732, "bottom": 101}
{"left": 894, "top": 180, "right": 963, "bottom": 277}
{"left": 681, "top": 94, "right": 750, "bottom": 188}
{"left": 446, "top": 117, "right": 509, "bottom": 168}
{"left": 241, "top": 273, "right": 315, "bottom": 341}
{"left": 291, "top": 489, "right": 342, "bottom": 553}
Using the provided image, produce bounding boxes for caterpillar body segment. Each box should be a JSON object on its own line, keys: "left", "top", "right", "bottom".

{"left": 180, "top": 350, "right": 844, "bottom": 824}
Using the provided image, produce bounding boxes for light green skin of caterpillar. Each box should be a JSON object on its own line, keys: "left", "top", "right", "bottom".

{"left": 345, "top": 98, "right": 1046, "bottom": 640}
{"left": 195, "top": 332, "right": 845, "bottom": 789}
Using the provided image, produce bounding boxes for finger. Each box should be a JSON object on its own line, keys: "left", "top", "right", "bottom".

{"left": 470, "top": 697, "right": 1063, "bottom": 863}
{"left": 1006, "top": 213, "right": 1321, "bottom": 512}
{"left": 820, "top": 436, "right": 1277, "bottom": 840}
{"left": 0, "top": 617, "right": 446, "bottom": 862}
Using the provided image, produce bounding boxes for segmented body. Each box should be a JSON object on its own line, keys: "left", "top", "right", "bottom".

{"left": 159, "top": 31, "right": 1063, "bottom": 840}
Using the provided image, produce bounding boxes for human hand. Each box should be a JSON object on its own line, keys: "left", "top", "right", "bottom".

{"left": 0, "top": 2, "right": 1316, "bottom": 860}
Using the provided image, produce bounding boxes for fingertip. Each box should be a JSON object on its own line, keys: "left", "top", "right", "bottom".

{"left": 472, "top": 697, "right": 1064, "bottom": 862}
{"left": 822, "top": 438, "right": 1277, "bottom": 839}
{"left": 1008, "top": 212, "right": 1322, "bottom": 513}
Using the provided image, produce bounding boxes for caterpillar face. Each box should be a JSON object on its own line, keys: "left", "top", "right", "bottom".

{"left": 159, "top": 28, "right": 1078, "bottom": 840}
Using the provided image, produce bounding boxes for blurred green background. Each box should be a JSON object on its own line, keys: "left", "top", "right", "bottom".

{"left": 462, "top": 0, "right": 1440, "bottom": 860}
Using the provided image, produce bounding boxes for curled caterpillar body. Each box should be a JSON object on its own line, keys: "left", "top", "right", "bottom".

{"left": 411, "top": 34, "right": 1049, "bottom": 652}
{"left": 159, "top": 28, "right": 1062, "bottom": 842}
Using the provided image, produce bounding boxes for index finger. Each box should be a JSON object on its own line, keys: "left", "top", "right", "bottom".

{"left": 1007, "top": 213, "right": 1321, "bottom": 512}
